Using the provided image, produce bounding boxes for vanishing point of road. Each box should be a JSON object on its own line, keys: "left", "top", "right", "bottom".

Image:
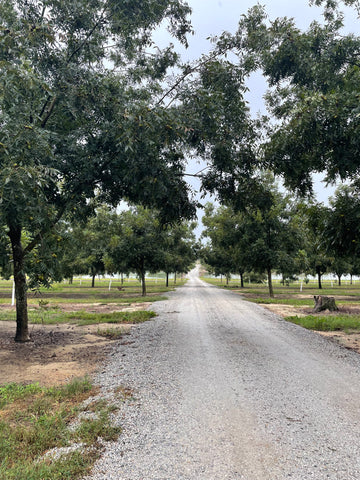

{"left": 86, "top": 267, "right": 360, "bottom": 480}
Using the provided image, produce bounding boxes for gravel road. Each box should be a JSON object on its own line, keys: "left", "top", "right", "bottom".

{"left": 85, "top": 267, "right": 360, "bottom": 479}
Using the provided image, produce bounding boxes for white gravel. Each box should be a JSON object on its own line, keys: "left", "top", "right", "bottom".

{"left": 84, "top": 268, "right": 360, "bottom": 479}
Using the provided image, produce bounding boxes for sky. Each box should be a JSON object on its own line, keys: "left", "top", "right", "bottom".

{"left": 154, "top": 1, "right": 359, "bottom": 234}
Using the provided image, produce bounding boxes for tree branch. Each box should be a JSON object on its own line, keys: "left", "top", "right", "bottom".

{"left": 154, "top": 47, "right": 228, "bottom": 109}
{"left": 40, "top": 96, "right": 57, "bottom": 128}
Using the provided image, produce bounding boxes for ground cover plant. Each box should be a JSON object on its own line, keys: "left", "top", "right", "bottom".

{"left": 0, "top": 308, "right": 156, "bottom": 326}
{"left": 0, "top": 377, "right": 122, "bottom": 480}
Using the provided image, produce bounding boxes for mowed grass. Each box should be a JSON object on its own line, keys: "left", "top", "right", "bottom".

{"left": 202, "top": 275, "right": 360, "bottom": 332}
{"left": 0, "top": 308, "right": 156, "bottom": 326}
{"left": 0, "top": 377, "right": 123, "bottom": 480}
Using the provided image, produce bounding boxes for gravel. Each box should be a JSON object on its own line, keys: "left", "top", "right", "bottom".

{"left": 84, "top": 268, "right": 360, "bottom": 480}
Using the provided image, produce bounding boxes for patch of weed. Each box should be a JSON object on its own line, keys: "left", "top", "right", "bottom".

{"left": 0, "top": 383, "right": 43, "bottom": 409}
{"left": 67, "top": 310, "right": 156, "bottom": 326}
{"left": 96, "top": 327, "right": 129, "bottom": 339}
{"left": 0, "top": 377, "right": 121, "bottom": 480}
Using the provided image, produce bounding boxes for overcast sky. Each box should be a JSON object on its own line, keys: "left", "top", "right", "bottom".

{"left": 155, "top": 1, "right": 359, "bottom": 232}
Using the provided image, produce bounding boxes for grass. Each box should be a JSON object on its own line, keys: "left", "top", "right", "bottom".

{"left": 285, "top": 314, "right": 360, "bottom": 332}
{"left": 0, "top": 308, "right": 157, "bottom": 325}
{"left": 0, "top": 377, "right": 122, "bottom": 480}
{"left": 247, "top": 297, "right": 314, "bottom": 306}
{"left": 96, "top": 326, "right": 130, "bottom": 339}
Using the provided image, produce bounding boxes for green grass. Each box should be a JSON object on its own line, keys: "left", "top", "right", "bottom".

{"left": 246, "top": 297, "right": 314, "bottom": 306}
{"left": 285, "top": 314, "right": 360, "bottom": 332}
{"left": 0, "top": 377, "right": 123, "bottom": 480}
{"left": 0, "top": 309, "right": 156, "bottom": 325}
{"left": 64, "top": 310, "right": 157, "bottom": 326}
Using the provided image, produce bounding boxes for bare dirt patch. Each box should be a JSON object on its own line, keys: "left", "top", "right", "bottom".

{"left": 258, "top": 303, "right": 309, "bottom": 319}
{"left": 0, "top": 302, "right": 150, "bottom": 387}
{"left": 315, "top": 330, "right": 360, "bottom": 353}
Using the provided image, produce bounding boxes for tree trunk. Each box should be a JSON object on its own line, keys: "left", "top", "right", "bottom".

{"left": 317, "top": 269, "right": 322, "bottom": 289}
{"left": 240, "top": 272, "right": 244, "bottom": 288}
{"left": 337, "top": 275, "right": 341, "bottom": 286}
{"left": 140, "top": 270, "right": 146, "bottom": 296}
{"left": 91, "top": 274, "right": 95, "bottom": 288}
{"left": 267, "top": 267, "right": 274, "bottom": 298}
{"left": 174, "top": 271, "right": 177, "bottom": 285}
{"left": 166, "top": 272, "right": 169, "bottom": 287}
{"left": 350, "top": 274, "right": 353, "bottom": 285}
{"left": 9, "top": 226, "right": 31, "bottom": 342}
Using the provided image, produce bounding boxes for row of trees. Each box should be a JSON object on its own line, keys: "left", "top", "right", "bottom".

{"left": 0, "top": 206, "right": 196, "bottom": 299}
{"left": 201, "top": 177, "right": 360, "bottom": 296}
{"left": 67, "top": 206, "right": 197, "bottom": 295}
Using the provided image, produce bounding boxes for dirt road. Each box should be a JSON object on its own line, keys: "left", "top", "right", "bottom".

{"left": 87, "top": 267, "right": 360, "bottom": 479}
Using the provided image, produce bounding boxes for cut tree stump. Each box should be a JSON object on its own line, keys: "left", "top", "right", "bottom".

{"left": 313, "top": 295, "right": 339, "bottom": 313}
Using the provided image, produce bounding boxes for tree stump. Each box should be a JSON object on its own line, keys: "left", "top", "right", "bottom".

{"left": 313, "top": 295, "right": 338, "bottom": 313}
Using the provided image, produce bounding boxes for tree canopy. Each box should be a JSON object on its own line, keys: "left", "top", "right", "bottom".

{"left": 224, "top": 1, "right": 360, "bottom": 194}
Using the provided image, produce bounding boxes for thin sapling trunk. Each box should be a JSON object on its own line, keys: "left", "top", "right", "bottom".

{"left": 267, "top": 267, "right": 274, "bottom": 298}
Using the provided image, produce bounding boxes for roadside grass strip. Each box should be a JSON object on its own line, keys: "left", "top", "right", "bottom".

{"left": 0, "top": 309, "right": 156, "bottom": 325}
{"left": 245, "top": 297, "right": 314, "bottom": 306}
{"left": 0, "top": 378, "right": 122, "bottom": 480}
{"left": 285, "top": 314, "right": 360, "bottom": 332}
